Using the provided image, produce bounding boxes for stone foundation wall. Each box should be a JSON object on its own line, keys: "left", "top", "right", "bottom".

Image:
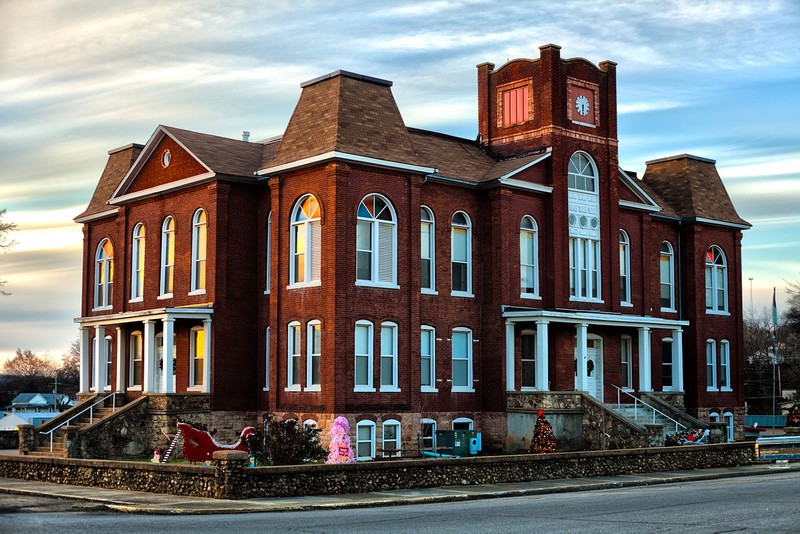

{"left": 74, "top": 396, "right": 150, "bottom": 458}
{"left": 0, "top": 442, "right": 754, "bottom": 500}
{"left": 145, "top": 394, "right": 211, "bottom": 453}
{"left": 0, "top": 431, "right": 18, "bottom": 449}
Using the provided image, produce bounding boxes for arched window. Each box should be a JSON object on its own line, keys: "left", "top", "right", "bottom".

{"left": 619, "top": 230, "right": 631, "bottom": 304}
{"left": 451, "top": 327, "right": 473, "bottom": 392}
{"left": 568, "top": 151, "right": 598, "bottom": 193}
{"left": 705, "top": 246, "right": 728, "bottom": 313}
{"left": 382, "top": 419, "right": 402, "bottom": 458}
{"left": 659, "top": 241, "right": 675, "bottom": 311}
{"left": 723, "top": 412, "right": 734, "bottom": 442}
{"left": 356, "top": 194, "right": 397, "bottom": 286}
{"left": 520, "top": 216, "right": 538, "bottom": 297}
{"left": 131, "top": 223, "right": 145, "bottom": 301}
{"left": 356, "top": 420, "right": 376, "bottom": 460}
{"left": 451, "top": 211, "right": 472, "bottom": 296}
{"left": 290, "top": 195, "right": 321, "bottom": 286}
{"left": 94, "top": 239, "right": 114, "bottom": 309}
{"left": 421, "top": 206, "right": 435, "bottom": 293}
{"left": 452, "top": 417, "right": 474, "bottom": 430}
{"left": 567, "top": 152, "right": 600, "bottom": 300}
{"left": 191, "top": 209, "right": 207, "bottom": 293}
{"left": 306, "top": 320, "right": 321, "bottom": 391}
{"left": 160, "top": 216, "right": 175, "bottom": 296}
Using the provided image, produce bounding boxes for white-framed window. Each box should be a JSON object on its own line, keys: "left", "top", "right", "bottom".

{"left": 619, "top": 230, "right": 631, "bottom": 305}
{"left": 621, "top": 335, "right": 632, "bottom": 389}
{"left": 356, "top": 194, "right": 397, "bottom": 287}
{"left": 723, "top": 411, "right": 734, "bottom": 442}
{"left": 569, "top": 237, "right": 601, "bottom": 300}
{"left": 306, "top": 320, "right": 321, "bottom": 391}
{"left": 287, "top": 321, "right": 301, "bottom": 390}
{"left": 354, "top": 320, "right": 374, "bottom": 392}
{"left": 94, "top": 238, "right": 114, "bottom": 309}
{"left": 451, "top": 327, "right": 474, "bottom": 392}
{"left": 709, "top": 411, "right": 720, "bottom": 423}
{"left": 521, "top": 330, "right": 536, "bottom": 390}
{"left": 421, "top": 418, "right": 437, "bottom": 451}
{"left": 265, "top": 211, "right": 272, "bottom": 294}
{"left": 160, "top": 216, "right": 175, "bottom": 297}
{"left": 421, "top": 206, "right": 436, "bottom": 293}
{"left": 356, "top": 420, "right": 376, "bottom": 460}
{"left": 659, "top": 241, "right": 675, "bottom": 311}
{"left": 190, "top": 208, "right": 207, "bottom": 293}
{"left": 662, "top": 338, "right": 673, "bottom": 391}
{"left": 705, "top": 246, "right": 728, "bottom": 313}
{"left": 706, "top": 339, "right": 717, "bottom": 391}
{"left": 520, "top": 216, "right": 539, "bottom": 298}
{"left": 720, "top": 340, "right": 731, "bottom": 391}
{"left": 452, "top": 417, "right": 473, "bottom": 430}
{"left": 290, "top": 194, "right": 321, "bottom": 287}
{"left": 421, "top": 326, "right": 436, "bottom": 392}
{"left": 129, "top": 331, "right": 143, "bottom": 389}
{"left": 451, "top": 211, "right": 472, "bottom": 296}
{"left": 382, "top": 419, "right": 401, "bottom": 457}
{"left": 90, "top": 336, "right": 97, "bottom": 391}
{"left": 131, "top": 223, "right": 145, "bottom": 301}
{"left": 104, "top": 336, "right": 113, "bottom": 390}
{"left": 264, "top": 326, "right": 270, "bottom": 391}
{"left": 189, "top": 327, "right": 205, "bottom": 389}
{"left": 380, "top": 322, "right": 399, "bottom": 392}
{"left": 568, "top": 151, "right": 598, "bottom": 193}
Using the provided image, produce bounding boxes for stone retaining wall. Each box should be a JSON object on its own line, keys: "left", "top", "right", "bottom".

{"left": 0, "top": 442, "right": 754, "bottom": 500}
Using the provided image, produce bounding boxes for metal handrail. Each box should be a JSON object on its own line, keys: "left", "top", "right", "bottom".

{"left": 611, "top": 384, "right": 686, "bottom": 433}
{"left": 40, "top": 393, "right": 117, "bottom": 452}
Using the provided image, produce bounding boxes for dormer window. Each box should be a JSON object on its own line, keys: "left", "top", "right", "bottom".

{"left": 502, "top": 85, "right": 528, "bottom": 126}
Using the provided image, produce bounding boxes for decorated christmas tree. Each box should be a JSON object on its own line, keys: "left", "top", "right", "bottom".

{"left": 786, "top": 405, "right": 800, "bottom": 427}
{"left": 326, "top": 416, "right": 355, "bottom": 464}
{"left": 530, "top": 409, "right": 557, "bottom": 453}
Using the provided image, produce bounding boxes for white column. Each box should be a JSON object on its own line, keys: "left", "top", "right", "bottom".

{"left": 79, "top": 327, "right": 90, "bottom": 393}
{"left": 672, "top": 329, "right": 684, "bottom": 392}
{"left": 203, "top": 318, "right": 212, "bottom": 393}
{"left": 536, "top": 319, "right": 549, "bottom": 390}
{"left": 94, "top": 325, "right": 106, "bottom": 392}
{"left": 575, "top": 323, "right": 588, "bottom": 392}
{"left": 116, "top": 327, "right": 125, "bottom": 392}
{"left": 505, "top": 321, "right": 515, "bottom": 392}
{"left": 163, "top": 317, "right": 175, "bottom": 393}
{"left": 638, "top": 327, "right": 652, "bottom": 392}
{"left": 143, "top": 320, "right": 156, "bottom": 393}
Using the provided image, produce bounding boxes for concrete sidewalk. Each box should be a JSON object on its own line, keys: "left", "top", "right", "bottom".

{"left": 2, "top": 462, "right": 797, "bottom": 515}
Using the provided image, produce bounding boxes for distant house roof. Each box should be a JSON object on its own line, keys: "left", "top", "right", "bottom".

{"left": 10, "top": 393, "right": 71, "bottom": 411}
{"left": 0, "top": 411, "right": 61, "bottom": 430}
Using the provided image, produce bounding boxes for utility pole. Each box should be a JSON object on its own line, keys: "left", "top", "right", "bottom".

{"left": 748, "top": 277, "right": 754, "bottom": 316}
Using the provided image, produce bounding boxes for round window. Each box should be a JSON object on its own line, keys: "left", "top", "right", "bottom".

{"left": 161, "top": 150, "right": 172, "bottom": 168}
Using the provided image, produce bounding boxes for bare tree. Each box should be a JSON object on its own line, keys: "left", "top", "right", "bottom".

{"left": 60, "top": 337, "right": 80, "bottom": 386}
{"left": 3, "top": 348, "right": 57, "bottom": 378}
{"left": 0, "top": 208, "right": 17, "bottom": 295}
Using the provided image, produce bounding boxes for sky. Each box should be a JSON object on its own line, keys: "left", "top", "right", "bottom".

{"left": 1, "top": 0, "right": 799, "bottom": 365}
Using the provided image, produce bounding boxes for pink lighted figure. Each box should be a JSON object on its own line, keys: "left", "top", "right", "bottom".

{"left": 326, "top": 416, "right": 354, "bottom": 464}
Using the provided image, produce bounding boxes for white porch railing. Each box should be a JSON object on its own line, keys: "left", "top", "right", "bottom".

{"left": 40, "top": 393, "right": 117, "bottom": 452}
{"left": 611, "top": 385, "right": 686, "bottom": 433}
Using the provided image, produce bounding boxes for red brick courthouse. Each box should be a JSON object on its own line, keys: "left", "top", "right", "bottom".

{"left": 74, "top": 44, "right": 749, "bottom": 456}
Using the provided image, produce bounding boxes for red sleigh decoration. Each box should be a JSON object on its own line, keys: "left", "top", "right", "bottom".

{"left": 176, "top": 422, "right": 256, "bottom": 463}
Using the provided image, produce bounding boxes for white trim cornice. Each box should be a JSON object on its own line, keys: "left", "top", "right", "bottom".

{"left": 74, "top": 208, "right": 119, "bottom": 224}
{"left": 619, "top": 199, "right": 661, "bottom": 212}
{"left": 692, "top": 217, "right": 751, "bottom": 230}
{"left": 501, "top": 307, "right": 689, "bottom": 329}
{"left": 257, "top": 151, "right": 437, "bottom": 177}
{"left": 75, "top": 306, "right": 214, "bottom": 327}
{"left": 109, "top": 172, "right": 216, "bottom": 205}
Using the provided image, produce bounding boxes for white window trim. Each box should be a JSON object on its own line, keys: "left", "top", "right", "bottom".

{"left": 421, "top": 206, "right": 436, "bottom": 294}
{"left": 705, "top": 245, "right": 729, "bottom": 314}
{"left": 305, "top": 320, "right": 321, "bottom": 392}
{"left": 131, "top": 223, "right": 145, "bottom": 301}
{"left": 660, "top": 241, "right": 676, "bottom": 312}
{"left": 662, "top": 337, "right": 674, "bottom": 392}
{"left": 286, "top": 321, "right": 301, "bottom": 391}
{"left": 354, "top": 320, "right": 375, "bottom": 392}
{"left": 421, "top": 418, "right": 437, "bottom": 450}
{"left": 451, "top": 327, "right": 475, "bottom": 393}
{"left": 720, "top": 339, "right": 732, "bottom": 391}
{"left": 356, "top": 420, "right": 376, "bottom": 461}
{"left": 289, "top": 194, "right": 321, "bottom": 287}
{"left": 620, "top": 230, "right": 631, "bottom": 306}
{"left": 567, "top": 151, "right": 599, "bottom": 193}
{"left": 159, "top": 217, "right": 175, "bottom": 298}
{"left": 520, "top": 216, "right": 539, "bottom": 299}
{"left": 519, "top": 329, "right": 537, "bottom": 391}
{"left": 263, "top": 326, "right": 270, "bottom": 391}
{"left": 421, "top": 326, "right": 437, "bottom": 392}
{"left": 379, "top": 321, "right": 400, "bottom": 392}
{"left": 621, "top": 335, "right": 633, "bottom": 391}
{"left": 569, "top": 237, "right": 602, "bottom": 302}
{"left": 128, "top": 331, "right": 143, "bottom": 390}
{"left": 190, "top": 208, "right": 207, "bottom": 294}
{"left": 356, "top": 194, "right": 398, "bottom": 287}
{"left": 265, "top": 211, "right": 272, "bottom": 294}
{"left": 103, "top": 336, "right": 113, "bottom": 392}
{"left": 452, "top": 417, "right": 474, "bottom": 430}
{"left": 706, "top": 339, "right": 718, "bottom": 392}
{"left": 188, "top": 326, "right": 205, "bottom": 391}
{"left": 381, "top": 419, "right": 402, "bottom": 458}
{"left": 93, "top": 239, "right": 114, "bottom": 310}
{"left": 723, "top": 411, "right": 734, "bottom": 442}
{"left": 451, "top": 211, "right": 473, "bottom": 297}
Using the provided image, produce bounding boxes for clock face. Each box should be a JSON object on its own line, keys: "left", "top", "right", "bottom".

{"left": 575, "top": 95, "right": 590, "bottom": 116}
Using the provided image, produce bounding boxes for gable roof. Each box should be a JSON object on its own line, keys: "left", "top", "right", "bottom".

{"left": 261, "top": 71, "right": 424, "bottom": 172}
{"left": 643, "top": 154, "right": 750, "bottom": 228}
{"left": 160, "top": 125, "right": 266, "bottom": 178}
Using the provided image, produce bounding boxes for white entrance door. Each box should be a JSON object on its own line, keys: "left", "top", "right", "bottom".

{"left": 575, "top": 337, "right": 603, "bottom": 400}
{"left": 153, "top": 333, "right": 176, "bottom": 393}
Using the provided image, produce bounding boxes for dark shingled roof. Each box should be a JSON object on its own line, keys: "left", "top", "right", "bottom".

{"left": 263, "top": 72, "right": 423, "bottom": 170}
{"left": 642, "top": 154, "right": 750, "bottom": 227}
{"left": 161, "top": 125, "right": 266, "bottom": 178}
{"left": 408, "top": 129, "right": 493, "bottom": 182}
{"left": 75, "top": 144, "right": 142, "bottom": 221}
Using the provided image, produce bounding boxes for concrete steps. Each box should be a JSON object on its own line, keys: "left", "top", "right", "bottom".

{"left": 610, "top": 403, "right": 684, "bottom": 435}
{"left": 30, "top": 399, "right": 123, "bottom": 457}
